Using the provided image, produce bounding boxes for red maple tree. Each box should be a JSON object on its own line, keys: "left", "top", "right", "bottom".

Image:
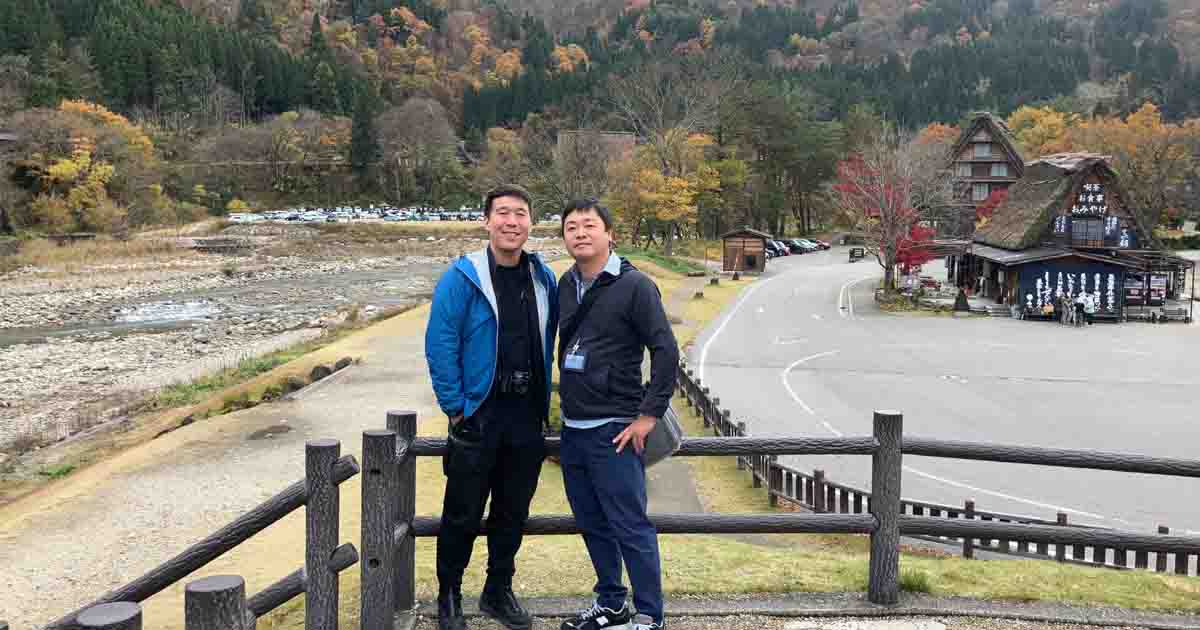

{"left": 833, "top": 131, "right": 951, "bottom": 291}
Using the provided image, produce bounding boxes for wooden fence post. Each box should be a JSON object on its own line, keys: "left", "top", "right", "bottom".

{"left": 767, "top": 455, "right": 778, "bottom": 507}
{"left": 813, "top": 470, "right": 826, "bottom": 513}
{"left": 306, "top": 439, "right": 341, "bottom": 630}
{"left": 388, "top": 410, "right": 418, "bottom": 612}
{"left": 735, "top": 421, "right": 746, "bottom": 469}
{"left": 76, "top": 603, "right": 142, "bottom": 630}
{"left": 709, "top": 397, "right": 720, "bottom": 428}
{"left": 361, "top": 430, "right": 399, "bottom": 630}
{"left": 962, "top": 499, "right": 975, "bottom": 559}
{"left": 1157, "top": 526, "right": 1170, "bottom": 573}
{"left": 868, "top": 410, "right": 903, "bottom": 606}
{"left": 720, "top": 409, "right": 730, "bottom": 435}
{"left": 1056, "top": 513, "right": 1068, "bottom": 562}
{"left": 185, "top": 575, "right": 249, "bottom": 630}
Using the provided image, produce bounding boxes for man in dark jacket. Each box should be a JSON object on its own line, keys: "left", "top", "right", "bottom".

{"left": 555, "top": 199, "right": 678, "bottom": 630}
{"left": 425, "top": 184, "right": 558, "bottom": 630}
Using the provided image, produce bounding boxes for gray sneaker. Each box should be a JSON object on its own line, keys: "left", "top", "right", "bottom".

{"left": 631, "top": 613, "right": 663, "bottom": 630}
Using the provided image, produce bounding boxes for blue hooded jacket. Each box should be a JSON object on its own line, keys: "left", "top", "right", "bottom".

{"left": 425, "top": 247, "right": 558, "bottom": 422}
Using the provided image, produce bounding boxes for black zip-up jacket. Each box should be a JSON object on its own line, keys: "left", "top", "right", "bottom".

{"left": 557, "top": 258, "right": 679, "bottom": 421}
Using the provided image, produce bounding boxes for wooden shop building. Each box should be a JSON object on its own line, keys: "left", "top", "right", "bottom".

{"left": 948, "top": 153, "right": 1194, "bottom": 322}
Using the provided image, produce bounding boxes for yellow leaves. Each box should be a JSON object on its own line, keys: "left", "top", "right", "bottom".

{"left": 1006, "top": 106, "right": 1078, "bottom": 157}
{"left": 59, "top": 99, "right": 153, "bottom": 160}
{"left": 47, "top": 149, "right": 90, "bottom": 184}
{"left": 470, "top": 42, "right": 488, "bottom": 66}
{"left": 551, "top": 44, "right": 589, "bottom": 73}
{"left": 788, "top": 34, "right": 821, "bottom": 55}
{"left": 700, "top": 17, "right": 716, "bottom": 48}
{"left": 493, "top": 48, "right": 523, "bottom": 82}
{"left": 226, "top": 198, "right": 250, "bottom": 213}
{"left": 414, "top": 55, "right": 437, "bottom": 76}
{"left": 914, "top": 122, "right": 959, "bottom": 146}
{"left": 392, "top": 7, "right": 431, "bottom": 36}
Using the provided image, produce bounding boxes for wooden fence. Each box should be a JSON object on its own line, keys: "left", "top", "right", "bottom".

{"left": 43, "top": 392, "right": 1200, "bottom": 629}
{"left": 677, "top": 358, "right": 1199, "bottom": 575}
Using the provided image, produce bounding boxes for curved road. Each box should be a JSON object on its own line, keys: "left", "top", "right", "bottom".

{"left": 691, "top": 246, "right": 1200, "bottom": 534}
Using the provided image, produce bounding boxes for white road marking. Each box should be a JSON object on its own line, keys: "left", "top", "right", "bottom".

{"left": 838, "top": 276, "right": 875, "bottom": 319}
{"left": 779, "top": 350, "right": 1110, "bottom": 522}
{"left": 698, "top": 275, "right": 778, "bottom": 383}
{"left": 811, "top": 314, "right": 822, "bottom": 320}
{"left": 780, "top": 351, "right": 842, "bottom": 436}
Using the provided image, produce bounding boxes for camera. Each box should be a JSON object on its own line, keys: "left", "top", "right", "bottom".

{"left": 498, "top": 370, "right": 531, "bottom": 396}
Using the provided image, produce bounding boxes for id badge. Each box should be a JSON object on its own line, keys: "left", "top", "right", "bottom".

{"left": 563, "top": 352, "right": 587, "bottom": 372}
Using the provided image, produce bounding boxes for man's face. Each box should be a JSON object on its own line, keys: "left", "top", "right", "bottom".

{"left": 562, "top": 208, "right": 612, "bottom": 261}
{"left": 485, "top": 195, "right": 532, "bottom": 253}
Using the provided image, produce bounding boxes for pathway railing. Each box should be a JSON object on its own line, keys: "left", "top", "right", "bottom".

{"left": 56, "top": 393, "right": 1200, "bottom": 629}
{"left": 677, "top": 358, "right": 1200, "bottom": 575}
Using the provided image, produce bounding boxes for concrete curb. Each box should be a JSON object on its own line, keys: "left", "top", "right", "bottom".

{"left": 413, "top": 593, "right": 1200, "bottom": 630}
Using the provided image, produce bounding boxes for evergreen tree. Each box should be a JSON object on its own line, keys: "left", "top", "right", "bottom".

{"left": 350, "top": 86, "right": 381, "bottom": 181}
{"left": 309, "top": 60, "right": 340, "bottom": 113}
{"left": 307, "top": 12, "right": 329, "bottom": 64}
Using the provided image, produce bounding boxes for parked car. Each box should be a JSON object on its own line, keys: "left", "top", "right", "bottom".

{"left": 812, "top": 239, "right": 832, "bottom": 250}
{"left": 786, "top": 239, "right": 817, "bottom": 254}
{"left": 766, "top": 241, "right": 788, "bottom": 258}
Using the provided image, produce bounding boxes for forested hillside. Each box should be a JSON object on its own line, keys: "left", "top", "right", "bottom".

{"left": 1, "top": 0, "right": 1198, "bottom": 240}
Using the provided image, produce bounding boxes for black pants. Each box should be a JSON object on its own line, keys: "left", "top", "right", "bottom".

{"left": 436, "top": 398, "right": 545, "bottom": 592}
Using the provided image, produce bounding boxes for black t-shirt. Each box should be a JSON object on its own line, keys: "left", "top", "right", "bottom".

{"left": 489, "top": 252, "right": 545, "bottom": 444}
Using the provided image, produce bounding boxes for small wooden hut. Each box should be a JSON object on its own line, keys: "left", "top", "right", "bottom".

{"left": 720, "top": 227, "right": 772, "bottom": 273}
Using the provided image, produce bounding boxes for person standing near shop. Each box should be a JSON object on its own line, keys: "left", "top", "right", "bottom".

{"left": 425, "top": 184, "right": 558, "bottom": 630}
{"left": 555, "top": 199, "right": 678, "bottom": 630}
{"left": 1084, "top": 291, "right": 1097, "bottom": 325}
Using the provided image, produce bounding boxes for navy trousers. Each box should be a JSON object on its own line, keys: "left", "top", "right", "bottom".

{"left": 561, "top": 422, "right": 663, "bottom": 623}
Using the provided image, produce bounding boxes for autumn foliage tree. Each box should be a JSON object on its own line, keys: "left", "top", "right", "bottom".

{"left": 834, "top": 130, "right": 952, "bottom": 291}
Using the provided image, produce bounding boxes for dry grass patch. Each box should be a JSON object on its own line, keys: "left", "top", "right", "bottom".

{"left": 1, "top": 236, "right": 195, "bottom": 273}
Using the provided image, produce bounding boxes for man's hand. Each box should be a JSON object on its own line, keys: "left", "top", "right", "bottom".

{"left": 613, "top": 415, "right": 657, "bottom": 454}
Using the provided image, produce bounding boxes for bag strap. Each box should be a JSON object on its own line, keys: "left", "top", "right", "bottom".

{"left": 559, "top": 273, "right": 611, "bottom": 360}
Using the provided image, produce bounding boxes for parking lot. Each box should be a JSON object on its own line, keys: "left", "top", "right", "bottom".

{"left": 227, "top": 205, "right": 564, "bottom": 225}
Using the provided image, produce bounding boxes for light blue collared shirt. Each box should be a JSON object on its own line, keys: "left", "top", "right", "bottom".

{"left": 562, "top": 253, "right": 633, "bottom": 430}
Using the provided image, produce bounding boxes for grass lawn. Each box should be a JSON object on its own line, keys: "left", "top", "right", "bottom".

{"left": 251, "top": 257, "right": 1200, "bottom": 628}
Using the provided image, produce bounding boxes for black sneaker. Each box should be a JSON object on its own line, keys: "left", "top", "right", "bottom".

{"left": 560, "top": 601, "right": 632, "bottom": 630}
{"left": 479, "top": 585, "right": 533, "bottom": 630}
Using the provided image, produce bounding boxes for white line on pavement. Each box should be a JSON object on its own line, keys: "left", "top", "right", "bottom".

{"left": 698, "top": 275, "right": 778, "bottom": 383}
{"left": 779, "top": 350, "right": 1109, "bottom": 521}
{"left": 838, "top": 276, "right": 875, "bottom": 319}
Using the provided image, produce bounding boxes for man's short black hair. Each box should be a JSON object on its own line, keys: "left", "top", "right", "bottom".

{"left": 484, "top": 184, "right": 533, "bottom": 217}
{"left": 561, "top": 198, "right": 614, "bottom": 234}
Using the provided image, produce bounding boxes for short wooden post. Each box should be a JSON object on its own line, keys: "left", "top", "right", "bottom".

{"left": 813, "top": 469, "right": 826, "bottom": 513}
{"left": 719, "top": 409, "right": 730, "bottom": 434}
{"left": 868, "top": 410, "right": 903, "bottom": 606}
{"left": 767, "top": 456, "right": 779, "bottom": 507}
{"left": 709, "top": 397, "right": 720, "bottom": 427}
{"left": 361, "top": 430, "right": 399, "bottom": 630}
{"left": 1157, "top": 526, "right": 1170, "bottom": 572}
{"left": 1177, "top": 554, "right": 1191, "bottom": 576}
{"left": 1056, "top": 513, "right": 1068, "bottom": 562}
{"left": 735, "top": 421, "right": 747, "bottom": 469}
{"left": 388, "top": 410, "right": 418, "bottom": 611}
{"left": 683, "top": 370, "right": 694, "bottom": 407}
{"left": 77, "top": 603, "right": 142, "bottom": 630}
{"left": 1135, "top": 545, "right": 1149, "bottom": 570}
{"left": 752, "top": 453, "right": 762, "bottom": 488}
{"left": 306, "top": 439, "right": 341, "bottom": 630}
{"left": 185, "top": 575, "right": 249, "bottom": 630}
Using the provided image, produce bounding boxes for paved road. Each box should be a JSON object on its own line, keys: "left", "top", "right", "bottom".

{"left": 690, "top": 247, "right": 1200, "bottom": 535}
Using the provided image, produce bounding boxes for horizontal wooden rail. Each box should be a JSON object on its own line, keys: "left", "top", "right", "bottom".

{"left": 47, "top": 455, "right": 361, "bottom": 629}
{"left": 407, "top": 436, "right": 879, "bottom": 457}
{"left": 904, "top": 437, "right": 1200, "bottom": 478}
{"left": 246, "top": 543, "right": 359, "bottom": 618}
{"left": 410, "top": 513, "right": 877, "bottom": 537}
{"left": 899, "top": 516, "right": 1200, "bottom": 554}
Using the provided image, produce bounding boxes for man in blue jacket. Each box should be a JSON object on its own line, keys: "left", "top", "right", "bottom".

{"left": 555, "top": 199, "right": 678, "bottom": 630}
{"left": 425, "top": 184, "right": 558, "bottom": 630}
